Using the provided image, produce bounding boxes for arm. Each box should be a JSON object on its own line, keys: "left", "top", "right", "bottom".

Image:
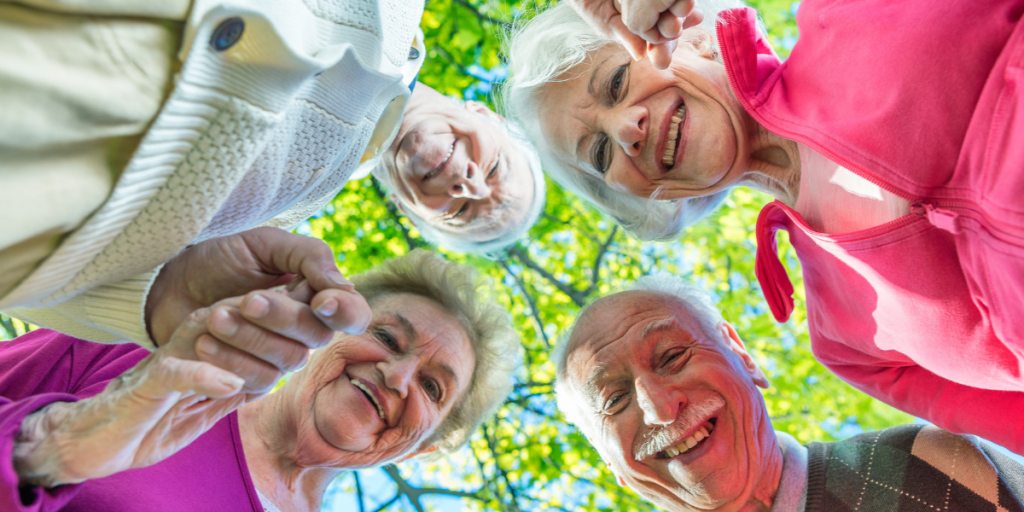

{"left": 0, "top": 328, "right": 248, "bottom": 511}
{"left": 827, "top": 361, "right": 1024, "bottom": 455}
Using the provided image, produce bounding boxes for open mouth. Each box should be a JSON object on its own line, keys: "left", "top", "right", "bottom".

{"left": 423, "top": 140, "right": 456, "bottom": 181}
{"left": 656, "top": 417, "right": 716, "bottom": 459}
{"left": 660, "top": 102, "right": 687, "bottom": 169}
{"left": 351, "top": 378, "right": 386, "bottom": 421}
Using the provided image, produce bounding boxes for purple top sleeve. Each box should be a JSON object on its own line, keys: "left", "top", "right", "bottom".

{"left": 0, "top": 330, "right": 149, "bottom": 511}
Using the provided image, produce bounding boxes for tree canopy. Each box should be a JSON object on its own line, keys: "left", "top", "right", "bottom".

{"left": 0, "top": 1, "right": 913, "bottom": 510}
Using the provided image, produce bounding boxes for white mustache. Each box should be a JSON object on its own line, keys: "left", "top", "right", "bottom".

{"left": 634, "top": 395, "right": 725, "bottom": 461}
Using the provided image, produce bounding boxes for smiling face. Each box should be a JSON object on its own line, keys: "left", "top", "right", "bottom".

{"left": 562, "top": 292, "right": 781, "bottom": 511}
{"left": 286, "top": 293, "right": 475, "bottom": 468}
{"left": 380, "top": 84, "right": 535, "bottom": 243}
{"left": 540, "top": 33, "right": 754, "bottom": 200}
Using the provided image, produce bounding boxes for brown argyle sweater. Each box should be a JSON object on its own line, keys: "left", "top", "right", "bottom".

{"left": 805, "top": 425, "right": 1024, "bottom": 512}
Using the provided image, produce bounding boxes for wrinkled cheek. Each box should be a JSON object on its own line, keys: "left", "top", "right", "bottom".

{"left": 316, "top": 413, "right": 374, "bottom": 453}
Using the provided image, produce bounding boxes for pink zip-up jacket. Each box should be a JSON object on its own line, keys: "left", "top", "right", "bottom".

{"left": 719, "top": 2, "right": 1024, "bottom": 452}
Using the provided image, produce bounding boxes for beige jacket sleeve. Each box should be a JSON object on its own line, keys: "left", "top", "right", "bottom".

{"left": 5, "top": 0, "right": 192, "bottom": 19}
{"left": 5, "top": 268, "right": 160, "bottom": 350}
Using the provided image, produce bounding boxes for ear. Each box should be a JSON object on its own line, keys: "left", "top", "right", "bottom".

{"left": 681, "top": 27, "right": 718, "bottom": 61}
{"left": 721, "top": 323, "right": 769, "bottom": 389}
{"left": 465, "top": 100, "right": 505, "bottom": 123}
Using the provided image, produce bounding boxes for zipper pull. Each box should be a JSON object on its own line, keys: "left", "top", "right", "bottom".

{"left": 911, "top": 201, "right": 959, "bottom": 234}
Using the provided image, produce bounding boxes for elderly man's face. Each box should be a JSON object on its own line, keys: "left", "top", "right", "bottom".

{"left": 563, "top": 292, "right": 779, "bottom": 511}
{"left": 380, "top": 84, "right": 535, "bottom": 243}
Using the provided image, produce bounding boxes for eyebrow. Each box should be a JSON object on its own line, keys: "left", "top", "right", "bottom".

{"left": 641, "top": 317, "right": 680, "bottom": 339}
{"left": 575, "top": 57, "right": 612, "bottom": 166}
{"left": 393, "top": 313, "right": 418, "bottom": 347}
{"left": 582, "top": 362, "right": 608, "bottom": 411}
{"left": 437, "top": 362, "right": 459, "bottom": 398}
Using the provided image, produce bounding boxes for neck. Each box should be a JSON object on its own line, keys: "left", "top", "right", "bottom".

{"left": 743, "top": 437, "right": 784, "bottom": 512}
{"left": 238, "top": 396, "right": 342, "bottom": 512}
{"left": 737, "top": 122, "right": 802, "bottom": 206}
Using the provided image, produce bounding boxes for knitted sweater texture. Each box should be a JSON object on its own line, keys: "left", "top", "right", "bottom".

{"left": 2, "top": 0, "right": 423, "bottom": 348}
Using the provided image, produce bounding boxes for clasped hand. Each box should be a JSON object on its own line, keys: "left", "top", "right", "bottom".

{"left": 13, "top": 228, "right": 370, "bottom": 487}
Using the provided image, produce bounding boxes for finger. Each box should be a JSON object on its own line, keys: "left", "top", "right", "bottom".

{"left": 649, "top": 41, "right": 675, "bottom": 70}
{"left": 310, "top": 287, "right": 372, "bottom": 335}
{"left": 656, "top": 12, "right": 683, "bottom": 40}
{"left": 621, "top": 1, "right": 664, "bottom": 39}
{"left": 241, "top": 227, "right": 351, "bottom": 295}
{"left": 236, "top": 291, "right": 335, "bottom": 349}
{"left": 208, "top": 302, "right": 315, "bottom": 371}
{"left": 607, "top": 17, "right": 648, "bottom": 60}
{"left": 141, "top": 356, "right": 245, "bottom": 399}
{"left": 667, "top": 0, "right": 696, "bottom": 19}
{"left": 680, "top": 6, "right": 703, "bottom": 29}
{"left": 194, "top": 334, "right": 284, "bottom": 394}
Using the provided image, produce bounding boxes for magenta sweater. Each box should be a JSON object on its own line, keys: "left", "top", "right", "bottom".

{"left": 721, "top": 1, "right": 1024, "bottom": 452}
{"left": 0, "top": 330, "right": 263, "bottom": 511}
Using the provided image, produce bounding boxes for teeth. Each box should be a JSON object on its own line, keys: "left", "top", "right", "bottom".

{"left": 351, "top": 379, "right": 385, "bottom": 420}
{"left": 424, "top": 141, "right": 456, "bottom": 180}
{"left": 661, "top": 104, "right": 687, "bottom": 166}
{"left": 662, "top": 419, "right": 715, "bottom": 458}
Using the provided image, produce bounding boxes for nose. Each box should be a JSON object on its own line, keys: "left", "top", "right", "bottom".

{"left": 635, "top": 376, "right": 682, "bottom": 426}
{"left": 608, "top": 105, "right": 648, "bottom": 158}
{"left": 447, "top": 161, "right": 492, "bottom": 199}
{"left": 378, "top": 357, "right": 418, "bottom": 399}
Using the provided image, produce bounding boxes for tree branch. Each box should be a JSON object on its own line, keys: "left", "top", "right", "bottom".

{"left": 381, "top": 464, "right": 483, "bottom": 512}
{"left": 499, "top": 258, "right": 550, "bottom": 348}
{"left": 588, "top": 225, "right": 618, "bottom": 289}
{"left": 507, "top": 247, "right": 589, "bottom": 307}
{"left": 482, "top": 423, "right": 523, "bottom": 512}
{"left": 354, "top": 471, "right": 366, "bottom": 512}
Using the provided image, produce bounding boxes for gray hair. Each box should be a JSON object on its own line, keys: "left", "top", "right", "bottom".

{"left": 501, "top": 1, "right": 757, "bottom": 241}
{"left": 374, "top": 122, "right": 546, "bottom": 255}
{"left": 553, "top": 274, "right": 726, "bottom": 425}
{"left": 351, "top": 249, "right": 519, "bottom": 454}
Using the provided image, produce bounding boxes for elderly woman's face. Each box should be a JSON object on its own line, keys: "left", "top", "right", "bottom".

{"left": 288, "top": 293, "right": 475, "bottom": 467}
{"left": 541, "top": 37, "right": 751, "bottom": 199}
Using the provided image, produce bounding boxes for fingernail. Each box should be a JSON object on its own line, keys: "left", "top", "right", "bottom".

{"left": 211, "top": 310, "right": 238, "bottom": 336}
{"left": 316, "top": 298, "right": 339, "bottom": 317}
{"left": 244, "top": 294, "right": 270, "bottom": 319}
{"left": 197, "top": 336, "right": 220, "bottom": 356}
{"left": 286, "top": 277, "right": 306, "bottom": 292}
{"left": 328, "top": 271, "right": 353, "bottom": 289}
{"left": 218, "top": 373, "right": 245, "bottom": 390}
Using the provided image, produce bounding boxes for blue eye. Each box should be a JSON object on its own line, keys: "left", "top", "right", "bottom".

{"left": 594, "top": 136, "right": 610, "bottom": 174}
{"left": 609, "top": 65, "right": 626, "bottom": 100}
{"left": 375, "top": 329, "right": 399, "bottom": 350}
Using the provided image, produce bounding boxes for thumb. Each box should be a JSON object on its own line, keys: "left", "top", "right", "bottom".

{"left": 244, "top": 228, "right": 351, "bottom": 294}
{"left": 608, "top": 17, "right": 648, "bottom": 61}
{"left": 141, "top": 357, "right": 245, "bottom": 399}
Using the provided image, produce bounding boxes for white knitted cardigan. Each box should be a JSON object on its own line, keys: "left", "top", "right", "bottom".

{"left": 3, "top": 0, "right": 424, "bottom": 348}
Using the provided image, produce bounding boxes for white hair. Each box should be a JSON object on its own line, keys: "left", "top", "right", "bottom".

{"left": 351, "top": 249, "right": 520, "bottom": 454}
{"left": 553, "top": 274, "right": 726, "bottom": 426}
{"left": 501, "top": 1, "right": 760, "bottom": 241}
{"left": 374, "top": 121, "right": 546, "bottom": 255}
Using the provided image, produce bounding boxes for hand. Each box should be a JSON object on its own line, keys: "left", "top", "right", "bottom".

{"left": 566, "top": 0, "right": 704, "bottom": 69}
{"left": 161, "top": 280, "right": 352, "bottom": 394}
{"left": 13, "top": 349, "right": 247, "bottom": 487}
{"left": 145, "top": 227, "right": 371, "bottom": 348}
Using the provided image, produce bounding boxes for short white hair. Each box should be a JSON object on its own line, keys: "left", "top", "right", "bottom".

{"left": 351, "top": 249, "right": 520, "bottom": 453}
{"left": 501, "top": 1, "right": 758, "bottom": 241}
{"left": 374, "top": 122, "right": 546, "bottom": 255}
{"left": 553, "top": 274, "right": 726, "bottom": 425}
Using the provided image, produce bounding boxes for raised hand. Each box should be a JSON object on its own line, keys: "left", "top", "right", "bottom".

{"left": 566, "top": 0, "right": 704, "bottom": 69}
{"left": 145, "top": 227, "right": 371, "bottom": 348}
{"left": 13, "top": 342, "right": 247, "bottom": 488}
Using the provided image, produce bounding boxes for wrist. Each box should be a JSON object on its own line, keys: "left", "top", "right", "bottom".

{"left": 13, "top": 402, "right": 75, "bottom": 488}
